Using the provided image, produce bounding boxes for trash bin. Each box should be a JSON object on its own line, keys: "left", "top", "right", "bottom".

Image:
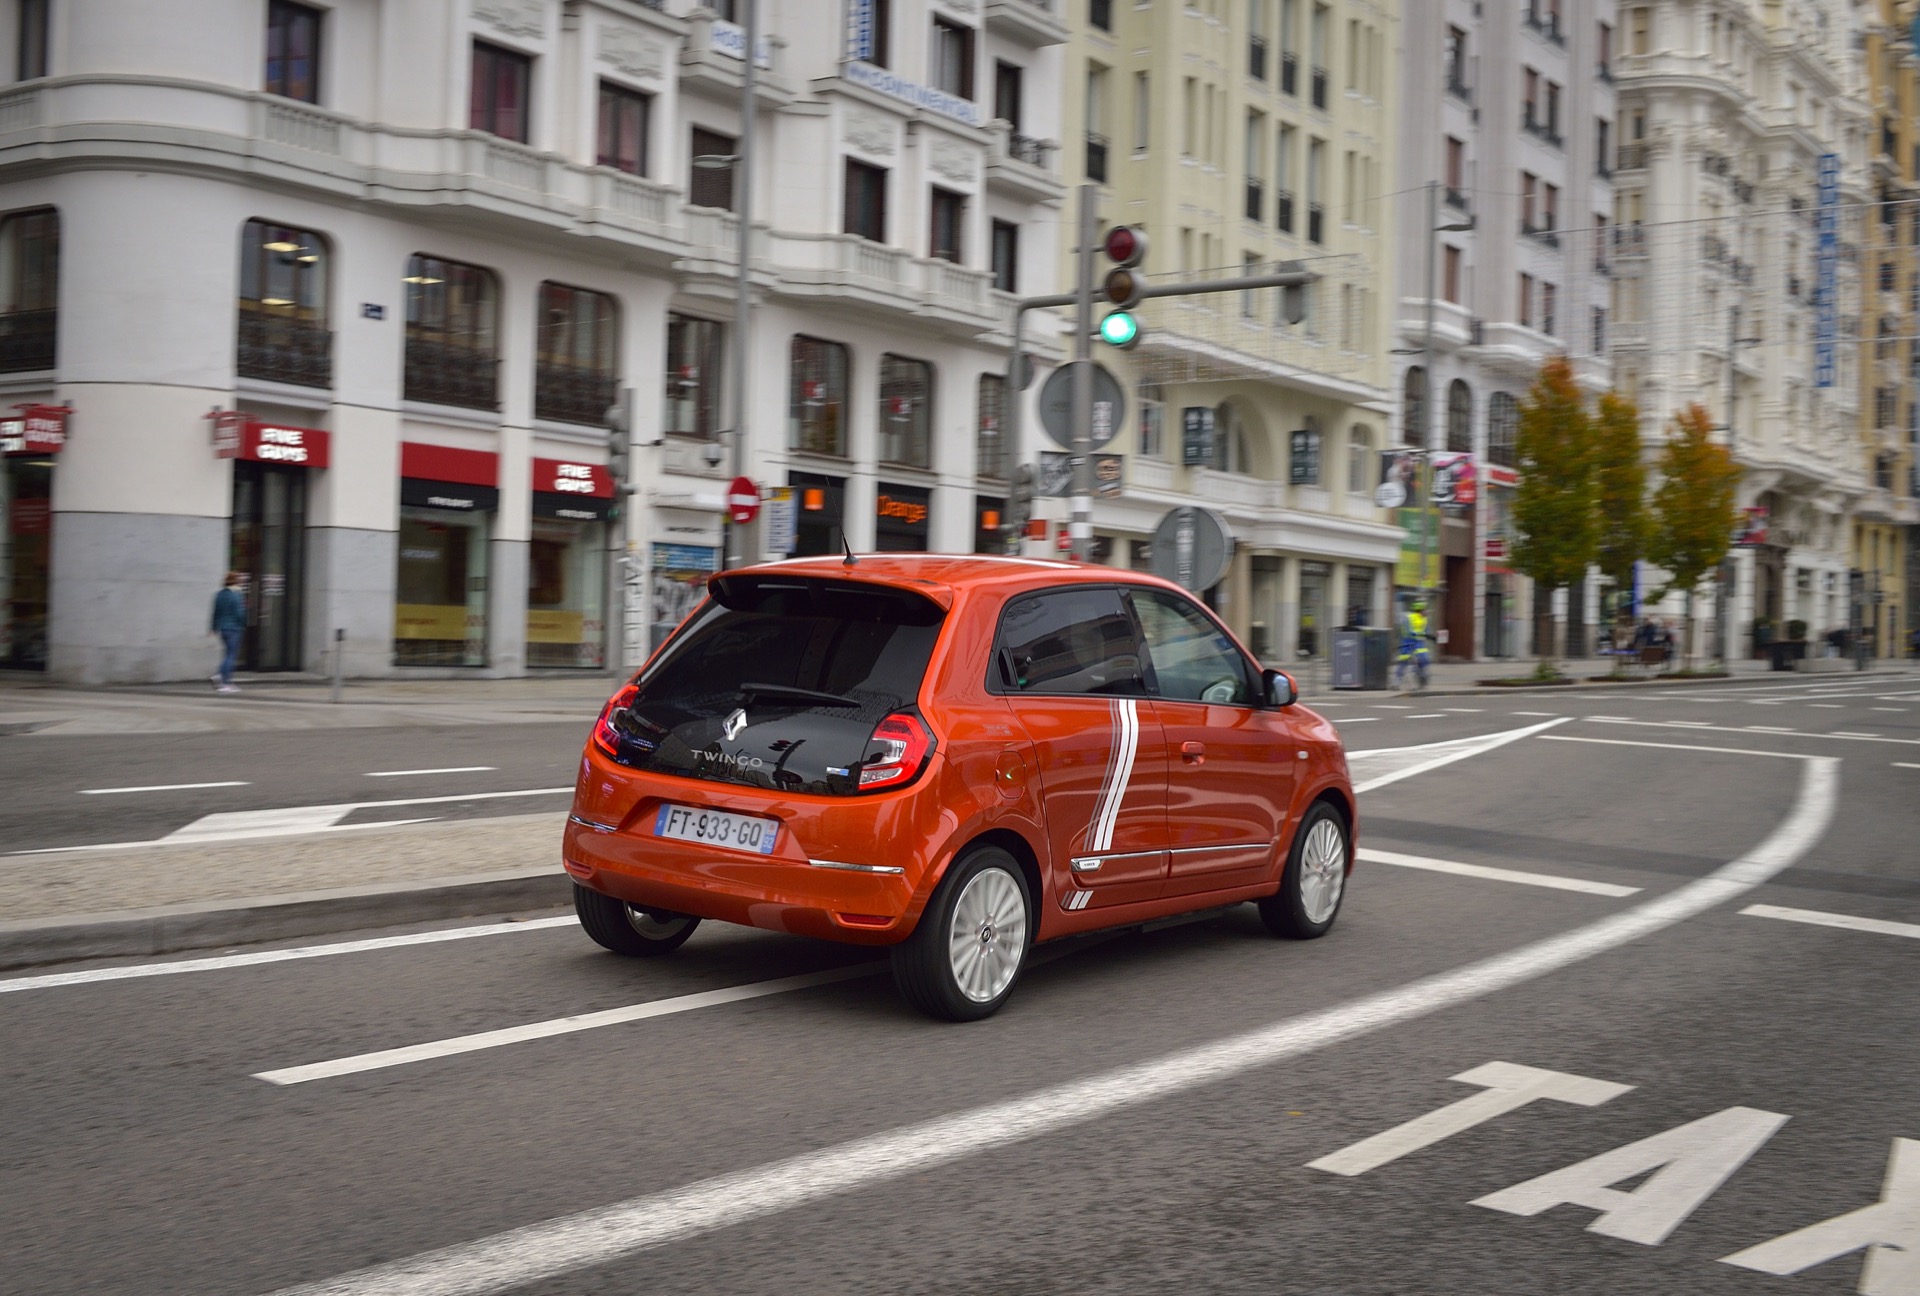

{"left": 1331, "top": 629, "right": 1363, "bottom": 689}
{"left": 1361, "top": 628, "right": 1393, "bottom": 689}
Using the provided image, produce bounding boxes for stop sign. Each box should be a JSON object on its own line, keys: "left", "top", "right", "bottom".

{"left": 726, "top": 476, "right": 761, "bottom": 524}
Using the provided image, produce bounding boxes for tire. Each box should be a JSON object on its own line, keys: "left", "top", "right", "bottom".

{"left": 891, "top": 846, "right": 1033, "bottom": 1022}
{"left": 574, "top": 883, "right": 700, "bottom": 957}
{"left": 1259, "top": 802, "right": 1350, "bottom": 939}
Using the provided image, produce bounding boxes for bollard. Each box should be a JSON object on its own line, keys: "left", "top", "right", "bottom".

{"left": 331, "top": 627, "right": 345, "bottom": 703}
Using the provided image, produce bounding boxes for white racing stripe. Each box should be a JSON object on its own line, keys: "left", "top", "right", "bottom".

{"left": 255, "top": 965, "right": 884, "bottom": 1085}
{"left": 257, "top": 759, "right": 1838, "bottom": 1296}
{"left": 0, "top": 917, "right": 578, "bottom": 995}
{"left": 1740, "top": 903, "right": 1920, "bottom": 941}
{"left": 1086, "top": 699, "right": 1139, "bottom": 855}
{"left": 1357, "top": 848, "right": 1639, "bottom": 897}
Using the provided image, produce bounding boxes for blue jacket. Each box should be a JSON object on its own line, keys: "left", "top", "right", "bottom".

{"left": 211, "top": 586, "right": 246, "bottom": 634}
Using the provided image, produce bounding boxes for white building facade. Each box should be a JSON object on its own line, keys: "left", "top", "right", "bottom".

{"left": 1393, "top": 0, "right": 1617, "bottom": 660}
{"left": 0, "top": 0, "right": 1062, "bottom": 683}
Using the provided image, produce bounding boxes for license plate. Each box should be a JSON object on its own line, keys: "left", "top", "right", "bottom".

{"left": 652, "top": 803, "right": 780, "bottom": 855}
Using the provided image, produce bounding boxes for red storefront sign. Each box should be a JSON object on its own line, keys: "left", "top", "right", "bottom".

{"left": 400, "top": 441, "right": 499, "bottom": 486}
{"left": 0, "top": 404, "right": 70, "bottom": 455}
{"left": 207, "top": 413, "right": 331, "bottom": 468}
{"left": 532, "top": 457, "right": 613, "bottom": 498}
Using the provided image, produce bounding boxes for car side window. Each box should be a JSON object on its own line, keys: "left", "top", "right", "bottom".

{"left": 995, "top": 588, "right": 1147, "bottom": 696}
{"left": 1129, "top": 588, "right": 1252, "bottom": 705}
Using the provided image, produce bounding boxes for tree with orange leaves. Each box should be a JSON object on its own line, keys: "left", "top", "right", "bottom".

{"left": 1648, "top": 403, "right": 1741, "bottom": 670}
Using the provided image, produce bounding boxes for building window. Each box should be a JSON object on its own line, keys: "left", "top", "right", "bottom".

{"left": 1090, "top": 0, "right": 1112, "bottom": 32}
{"left": 1518, "top": 272, "right": 1534, "bottom": 328}
{"left": 1590, "top": 305, "right": 1607, "bottom": 354}
{"left": 1347, "top": 423, "right": 1372, "bottom": 495}
{"left": 264, "top": 1, "right": 321, "bottom": 102}
{"left": 469, "top": 41, "right": 530, "bottom": 144}
{"left": 1132, "top": 70, "right": 1150, "bottom": 152}
{"left": 1306, "top": 137, "right": 1325, "bottom": 242}
{"left": 1290, "top": 418, "right": 1321, "bottom": 485}
{"left": 1443, "top": 244, "right": 1462, "bottom": 304}
{"left": 931, "top": 16, "right": 975, "bottom": 100}
{"left": 1541, "top": 282, "right": 1557, "bottom": 336}
{"left": 1139, "top": 382, "right": 1164, "bottom": 458}
{"left": 1402, "top": 365, "right": 1426, "bottom": 445}
{"left": 879, "top": 354, "right": 933, "bottom": 467}
{"left": 994, "top": 61, "right": 1024, "bottom": 132}
{"left": 991, "top": 219, "right": 1019, "bottom": 293}
{"left": 862, "top": 0, "right": 893, "bottom": 68}
{"left": 664, "top": 314, "right": 724, "bottom": 440}
{"left": 404, "top": 254, "right": 498, "bottom": 410}
{"left": 844, "top": 159, "right": 888, "bottom": 242}
{"left": 596, "top": 82, "right": 649, "bottom": 176}
{"left": 1445, "top": 25, "right": 1468, "bottom": 99}
{"left": 237, "top": 219, "right": 329, "bottom": 388}
{"left": 0, "top": 208, "right": 57, "bottom": 373}
{"left": 1211, "top": 402, "right": 1252, "bottom": 474}
{"left": 1629, "top": 7, "right": 1649, "bottom": 55}
{"left": 789, "top": 336, "right": 850, "bottom": 457}
{"left": 1276, "top": 125, "right": 1295, "bottom": 232}
{"left": 977, "top": 373, "right": 1006, "bottom": 481}
{"left": 1488, "top": 391, "right": 1518, "bottom": 467}
{"left": 1446, "top": 379, "right": 1472, "bottom": 453}
{"left": 1085, "top": 64, "right": 1109, "bottom": 182}
{"left": 929, "top": 187, "right": 965, "bottom": 263}
{"left": 688, "top": 127, "right": 736, "bottom": 210}
{"left": 534, "top": 284, "right": 617, "bottom": 426}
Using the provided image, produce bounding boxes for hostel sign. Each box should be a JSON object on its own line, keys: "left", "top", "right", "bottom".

{"left": 0, "top": 403, "right": 69, "bottom": 455}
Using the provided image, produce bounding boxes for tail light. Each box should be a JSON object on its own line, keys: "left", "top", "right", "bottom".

{"left": 592, "top": 682, "right": 639, "bottom": 758}
{"left": 858, "top": 712, "right": 933, "bottom": 791}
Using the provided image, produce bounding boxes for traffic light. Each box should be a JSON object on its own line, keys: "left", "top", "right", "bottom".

{"left": 604, "top": 388, "right": 636, "bottom": 517}
{"left": 1100, "top": 224, "right": 1148, "bottom": 350}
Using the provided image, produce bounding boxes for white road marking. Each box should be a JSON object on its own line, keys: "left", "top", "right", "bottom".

{"left": 1722, "top": 1137, "right": 1920, "bottom": 1287}
{"left": 10, "top": 787, "right": 574, "bottom": 854}
{"left": 1442, "top": 708, "right": 1484, "bottom": 713}
{"left": 1873, "top": 707, "right": 1907, "bottom": 712}
{"left": 1407, "top": 713, "right": 1446, "bottom": 720}
{"left": 77, "top": 781, "right": 250, "bottom": 795}
{"left": 1808, "top": 704, "right": 1844, "bottom": 709}
{"left": 1749, "top": 700, "right": 1785, "bottom": 706}
{"left": 1746, "top": 726, "right": 1797, "bottom": 733}
{"left": 255, "top": 965, "right": 884, "bottom": 1085}
{"left": 1587, "top": 719, "right": 1920, "bottom": 747}
{"left": 1307, "top": 1061, "right": 1631, "bottom": 1177}
{"left": 1541, "top": 735, "right": 1812, "bottom": 761}
{"left": 1376, "top": 704, "right": 1414, "bottom": 710}
{"left": 1474, "top": 1107, "right": 1790, "bottom": 1246}
{"left": 1349, "top": 719, "right": 1569, "bottom": 795}
{"left": 1334, "top": 716, "right": 1380, "bottom": 723}
{"left": 0, "top": 918, "right": 578, "bottom": 995}
{"left": 1897, "top": 762, "right": 1920, "bottom": 771}
{"left": 366, "top": 766, "right": 499, "bottom": 778}
{"left": 1511, "top": 711, "right": 1558, "bottom": 717}
{"left": 1739, "top": 904, "right": 1920, "bottom": 942}
{"left": 1358, "top": 847, "right": 1639, "bottom": 897}
{"left": 1829, "top": 732, "right": 1880, "bottom": 739}
{"left": 259, "top": 756, "right": 1839, "bottom": 1296}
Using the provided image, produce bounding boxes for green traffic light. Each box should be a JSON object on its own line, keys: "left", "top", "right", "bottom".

{"left": 1099, "top": 311, "right": 1140, "bottom": 348}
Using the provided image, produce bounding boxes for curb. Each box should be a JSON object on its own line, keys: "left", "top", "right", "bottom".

{"left": 0, "top": 868, "right": 573, "bottom": 972}
{"left": 1302, "top": 666, "right": 1920, "bottom": 703}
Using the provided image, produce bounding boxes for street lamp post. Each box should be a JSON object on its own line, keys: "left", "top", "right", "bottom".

{"left": 1717, "top": 305, "right": 1762, "bottom": 665}
{"left": 1403, "top": 181, "right": 1473, "bottom": 638}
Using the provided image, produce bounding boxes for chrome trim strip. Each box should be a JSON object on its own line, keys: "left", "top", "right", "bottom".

{"left": 1167, "top": 841, "right": 1274, "bottom": 857}
{"left": 1069, "top": 846, "right": 1163, "bottom": 873}
{"left": 568, "top": 814, "right": 618, "bottom": 833}
{"left": 810, "top": 858, "right": 907, "bottom": 876}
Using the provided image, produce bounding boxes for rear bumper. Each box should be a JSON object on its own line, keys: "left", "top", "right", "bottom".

{"left": 563, "top": 815, "right": 923, "bottom": 946}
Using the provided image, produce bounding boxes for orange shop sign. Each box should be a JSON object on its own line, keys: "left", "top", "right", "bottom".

{"left": 876, "top": 494, "right": 928, "bottom": 525}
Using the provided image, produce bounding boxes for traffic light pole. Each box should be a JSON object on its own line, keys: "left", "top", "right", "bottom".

{"left": 724, "top": 0, "right": 757, "bottom": 570}
{"left": 1070, "top": 185, "right": 1097, "bottom": 561}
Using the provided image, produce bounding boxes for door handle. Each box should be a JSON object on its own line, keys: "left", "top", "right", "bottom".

{"left": 1181, "top": 741, "right": 1206, "bottom": 765}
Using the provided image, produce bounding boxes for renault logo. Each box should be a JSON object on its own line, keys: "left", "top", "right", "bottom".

{"left": 722, "top": 707, "right": 748, "bottom": 741}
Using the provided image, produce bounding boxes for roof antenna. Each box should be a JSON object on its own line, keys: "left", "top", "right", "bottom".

{"left": 839, "top": 529, "right": 858, "bottom": 567}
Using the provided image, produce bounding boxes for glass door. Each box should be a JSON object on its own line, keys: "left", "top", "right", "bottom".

{"left": 229, "top": 461, "right": 307, "bottom": 671}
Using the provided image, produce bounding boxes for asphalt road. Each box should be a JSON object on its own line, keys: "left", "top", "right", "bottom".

{"left": 2, "top": 674, "right": 1917, "bottom": 1295}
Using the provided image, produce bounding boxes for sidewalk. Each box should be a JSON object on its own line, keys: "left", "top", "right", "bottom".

{"left": 1293, "top": 653, "right": 1920, "bottom": 700}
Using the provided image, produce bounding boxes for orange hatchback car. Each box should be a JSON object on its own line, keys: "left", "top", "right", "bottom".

{"left": 563, "top": 555, "right": 1356, "bottom": 1020}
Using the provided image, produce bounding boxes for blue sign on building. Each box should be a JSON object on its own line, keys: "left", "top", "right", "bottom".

{"left": 846, "top": 0, "right": 874, "bottom": 63}
{"left": 1815, "top": 151, "right": 1840, "bottom": 389}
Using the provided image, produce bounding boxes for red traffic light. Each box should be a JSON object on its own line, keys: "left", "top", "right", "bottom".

{"left": 1102, "top": 224, "right": 1148, "bottom": 267}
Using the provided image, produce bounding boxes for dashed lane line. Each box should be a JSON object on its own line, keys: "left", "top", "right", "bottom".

{"left": 1873, "top": 707, "right": 1908, "bottom": 712}
{"left": 1746, "top": 726, "right": 1797, "bottom": 733}
{"left": 0, "top": 918, "right": 579, "bottom": 995}
{"left": 1894, "top": 762, "right": 1920, "bottom": 771}
{"left": 1740, "top": 904, "right": 1920, "bottom": 942}
{"left": 1807, "top": 704, "right": 1844, "bottom": 709}
{"left": 1584, "top": 718, "right": 1920, "bottom": 747}
{"left": 78, "top": 781, "right": 250, "bottom": 795}
{"left": 1442, "top": 708, "right": 1484, "bottom": 713}
{"left": 1510, "top": 711, "right": 1559, "bottom": 717}
{"left": 1407, "top": 714, "right": 1446, "bottom": 720}
{"left": 256, "top": 756, "right": 1839, "bottom": 1296}
{"left": 366, "top": 767, "right": 499, "bottom": 778}
{"left": 1357, "top": 848, "right": 1639, "bottom": 897}
{"left": 1539, "top": 735, "right": 1813, "bottom": 761}
{"left": 1828, "top": 732, "right": 1881, "bottom": 739}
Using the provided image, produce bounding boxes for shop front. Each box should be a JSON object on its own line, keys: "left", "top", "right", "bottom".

{"left": 789, "top": 470, "right": 846, "bottom": 557}
{"left": 528, "top": 457, "right": 612, "bottom": 669}
{"left": 214, "top": 414, "right": 329, "bottom": 672}
{"left": 974, "top": 494, "right": 1005, "bottom": 555}
{"left": 0, "top": 404, "right": 65, "bottom": 670}
{"left": 874, "top": 482, "right": 931, "bottom": 552}
{"left": 395, "top": 442, "right": 497, "bottom": 667}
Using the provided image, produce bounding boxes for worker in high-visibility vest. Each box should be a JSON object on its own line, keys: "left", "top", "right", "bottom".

{"left": 1396, "top": 600, "right": 1433, "bottom": 692}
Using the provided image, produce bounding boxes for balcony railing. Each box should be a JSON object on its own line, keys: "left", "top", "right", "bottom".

{"left": 1085, "top": 131, "right": 1108, "bottom": 183}
{"left": 1307, "top": 201, "right": 1324, "bottom": 243}
{"left": 1244, "top": 178, "right": 1263, "bottom": 222}
{"left": 1444, "top": 185, "right": 1469, "bottom": 213}
{"left": 1597, "top": 61, "right": 1613, "bottom": 83}
{"left": 1276, "top": 188, "right": 1295, "bottom": 233}
{"left": 1616, "top": 142, "right": 1647, "bottom": 170}
{"left": 0, "top": 307, "right": 56, "bottom": 374}
{"left": 534, "top": 363, "right": 618, "bottom": 427}
{"left": 1521, "top": 222, "right": 1559, "bottom": 248}
{"left": 1249, "top": 34, "right": 1267, "bottom": 81}
{"left": 1446, "top": 71, "right": 1472, "bottom": 103}
{"left": 1524, "top": 11, "right": 1564, "bottom": 45}
{"left": 1280, "top": 51, "right": 1297, "bottom": 95}
{"left": 1007, "top": 132, "right": 1053, "bottom": 167}
{"left": 236, "top": 311, "right": 331, "bottom": 388}
{"left": 404, "top": 336, "right": 500, "bottom": 410}
{"left": 1310, "top": 65, "right": 1328, "bottom": 109}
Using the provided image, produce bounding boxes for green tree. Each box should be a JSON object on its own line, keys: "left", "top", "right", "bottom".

{"left": 1648, "top": 403, "right": 1741, "bottom": 671}
{"left": 1590, "top": 389, "right": 1649, "bottom": 673}
{"left": 1511, "top": 356, "right": 1596, "bottom": 670}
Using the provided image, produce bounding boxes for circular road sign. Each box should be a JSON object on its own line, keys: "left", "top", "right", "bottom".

{"left": 1148, "top": 505, "right": 1233, "bottom": 593}
{"left": 1373, "top": 480, "right": 1407, "bottom": 510}
{"left": 1037, "top": 360, "right": 1127, "bottom": 452}
{"left": 726, "top": 476, "right": 761, "bottom": 524}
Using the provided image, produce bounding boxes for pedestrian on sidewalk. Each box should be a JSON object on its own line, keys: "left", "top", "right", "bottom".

{"left": 210, "top": 572, "right": 246, "bottom": 693}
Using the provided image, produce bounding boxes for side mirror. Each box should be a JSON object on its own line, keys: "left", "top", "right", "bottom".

{"left": 1263, "top": 668, "right": 1297, "bottom": 708}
